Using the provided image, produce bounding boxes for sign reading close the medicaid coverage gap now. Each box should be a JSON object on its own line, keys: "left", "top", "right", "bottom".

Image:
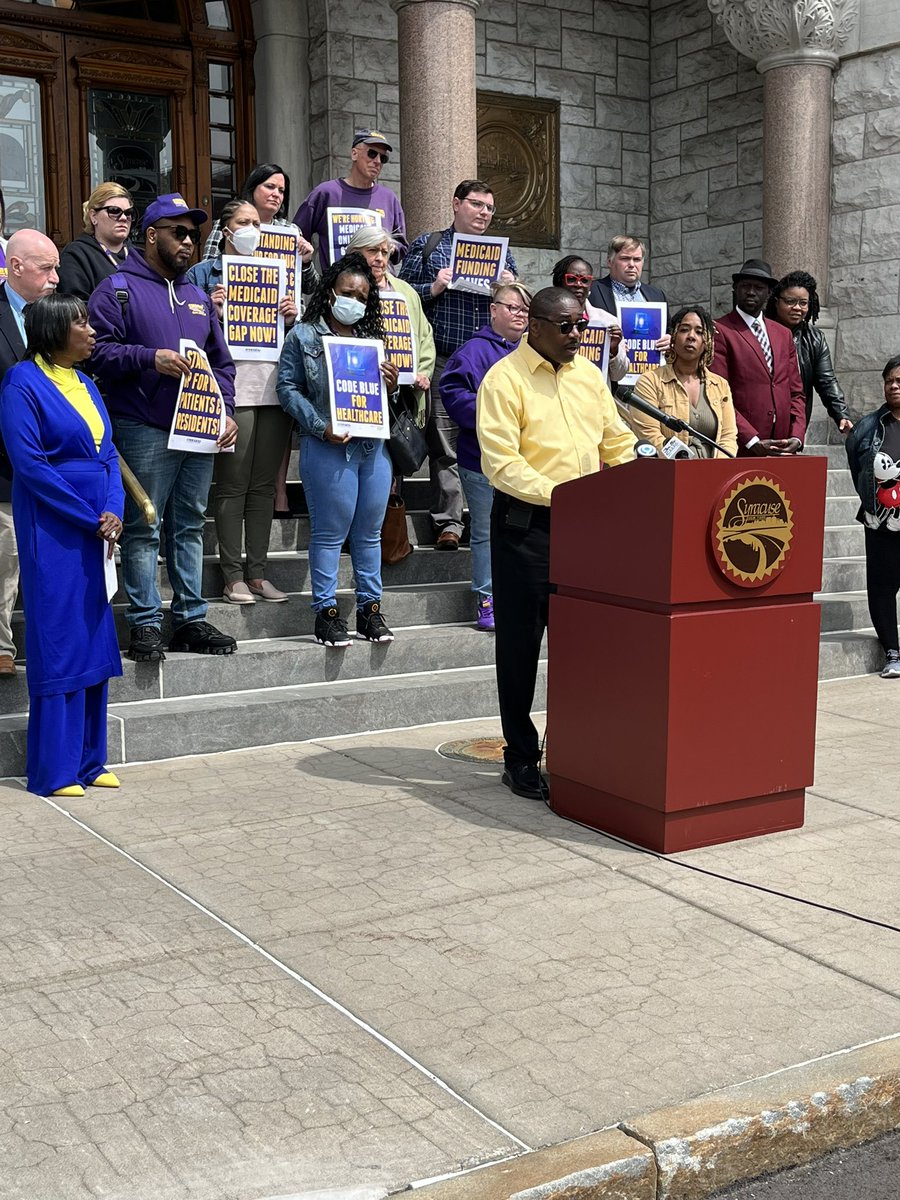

{"left": 259, "top": 224, "right": 301, "bottom": 305}
{"left": 379, "top": 290, "right": 416, "bottom": 386}
{"left": 578, "top": 320, "right": 611, "bottom": 379}
{"left": 326, "top": 207, "right": 382, "bottom": 266}
{"left": 323, "top": 336, "right": 389, "bottom": 439}
{"left": 448, "top": 233, "right": 508, "bottom": 294}
{"left": 222, "top": 255, "right": 286, "bottom": 362}
{"left": 616, "top": 300, "right": 667, "bottom": 386}
{"left": 168, "top": 339, "right": 230, "bottom": 453}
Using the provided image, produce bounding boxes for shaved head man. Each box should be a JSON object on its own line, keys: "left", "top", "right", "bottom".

{"left": 0, "top": 229, "right": 60, "bottom": 677}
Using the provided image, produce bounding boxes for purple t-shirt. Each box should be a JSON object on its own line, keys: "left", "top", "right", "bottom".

{"left": 293, "top": 179, "right": 407, "bottom": 272}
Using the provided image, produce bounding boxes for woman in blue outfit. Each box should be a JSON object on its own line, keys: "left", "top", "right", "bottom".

{"left": 0, "top": 294, "right": 124, "bottom": 797}
{"left": 276, "top": 253, "right": 399, "bottom": 647}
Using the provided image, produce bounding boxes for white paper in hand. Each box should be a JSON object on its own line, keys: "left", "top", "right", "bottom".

{"left": 104, "top": 544, "right": 118, "bottom": 603}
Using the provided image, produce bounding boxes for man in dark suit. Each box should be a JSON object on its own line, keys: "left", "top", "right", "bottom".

{"left": 0, "top": 229, "right": 60, "bottom": 675}
{"left": 711, "top": 258, "right": 807, "bottom": 457}
{"left": 587, "top": 235, "right": 671, "bottom": 372}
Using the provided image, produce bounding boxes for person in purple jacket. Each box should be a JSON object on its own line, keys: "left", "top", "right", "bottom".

{"left": 440, "top": 281, "right": 532, "bottom": 632}
{"left": 293, "top": 129, "right": 407, "bottom": 273}
{"left": 88, "top": 193, "right": 238, "bottom": 663}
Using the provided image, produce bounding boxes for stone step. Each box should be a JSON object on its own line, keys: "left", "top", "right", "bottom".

{"left": 200, "top": 510, "right": 470, "bottom": 555}
{"left": 822, "top": 524, "right": 864, "bottom": 558}
{"left": 825, "top": 495, "right": 859, "bottom": 524}
{"left": 0, "top": 661, "right": 549, "bottom": 777}
{"left": 818, "top": 629, "right": 881, "bottom": 680}
{"left": 816, "top": 590, "right": 870, "bottom": 634}
{"left": 821, "top": 556, "right": 866, "bottom": 594}
{"left": 826, "top": 468, "right": 853, "bottom": 496}
{"left": 805, "top": 444, "right": 848, "bottom": 467}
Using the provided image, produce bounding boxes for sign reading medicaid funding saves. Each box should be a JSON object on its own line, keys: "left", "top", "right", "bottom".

{"left": 326, "top": 207, "right": 382, "bottom": 266}
{"left": 259, "top": 223, "right": 301, "bottom": 305}
{"left": 578, "top": 320, "right": 611, "bottom": 378}
{"left": 323, "top": 336, "right": 389, "bottom": 440}
{"left": 448, "top": 233, "right": 508, "bottom": 294}
{"left": 616, "top": 300, "right": 667, "bottom": 386}
{"left": 379, "top": 290, "right": 416, "bottom": 386}
{"left": 222, "top": 255, "right": 286, "bottom": 362}
{"left": 168, "top": 339, "right": 229, "bottom": 453}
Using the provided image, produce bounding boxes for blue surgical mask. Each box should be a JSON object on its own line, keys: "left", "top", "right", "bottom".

{"left": 331, "top": 292, "right": 366, "bottom": 326}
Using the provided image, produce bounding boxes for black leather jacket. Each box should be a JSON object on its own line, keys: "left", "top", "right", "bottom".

{"left": 845, "top": 404, "right": 889, "bottom": 523}
{"left": 792, "top": 322, "right": 850, "bottom": 426}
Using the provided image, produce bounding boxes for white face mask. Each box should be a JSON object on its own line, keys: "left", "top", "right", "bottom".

{"left": 229, "top": 224, "right": 261, "bottom": 256}
{"left": 331, "top": 293, "right": 367, "bottom": 326}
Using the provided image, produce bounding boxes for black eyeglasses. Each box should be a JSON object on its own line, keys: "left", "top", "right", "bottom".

{"left": 98, "top": 205, "right": 136, "bottom": 220}
{"left": 533, "top": 316, "right": 589, "bottom": 335}
{"left": 154, "top": 223, "right": 202, "bottom": 245}
{"left": 366, "top": 148, "right": 390, "bottom": 164}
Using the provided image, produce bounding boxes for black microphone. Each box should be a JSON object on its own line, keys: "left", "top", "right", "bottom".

{"left": 618, "top": 387, "right": 685, "bottom": 433}
{"left": 633, "top": 439, "right": 661, "bottom": 460}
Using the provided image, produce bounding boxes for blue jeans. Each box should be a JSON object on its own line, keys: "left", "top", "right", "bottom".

{"left": 300, "top": 435, "right": 392, "bottom": 610}
{"left": 459, "top": 465, "right": 493, "bottom": 599}
{"left": 113, "top": 419, "right": 214, "bottom": 629}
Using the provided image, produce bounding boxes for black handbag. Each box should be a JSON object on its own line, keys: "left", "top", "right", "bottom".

{"left": 387, "top": 389, "right": 428, "bottom": 477}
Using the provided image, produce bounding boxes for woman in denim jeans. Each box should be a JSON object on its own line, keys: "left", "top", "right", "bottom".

{"left": 276, "top": 253, "right": 399, "bottom": 647}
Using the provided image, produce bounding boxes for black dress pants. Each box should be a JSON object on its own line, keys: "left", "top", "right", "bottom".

{"left": 490, "top": 493, "right": 552, "bottom": 768}
{"left": 865, "top": 525, "right": 900, "bottom": 652}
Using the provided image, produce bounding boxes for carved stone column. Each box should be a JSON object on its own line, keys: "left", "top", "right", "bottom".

{"left": 708, "top": 0, "right": 858, "bottom": 288}
{"left": 390, "top": 0, "right": 480, "bottom": 239}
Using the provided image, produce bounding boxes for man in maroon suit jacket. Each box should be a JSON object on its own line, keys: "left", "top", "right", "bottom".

{"left": 711, "top": 258, "right": 807, "bottom": 457}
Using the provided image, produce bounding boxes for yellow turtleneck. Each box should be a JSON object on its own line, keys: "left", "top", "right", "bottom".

{"left": 36, "top": 355, "right": 104, "bottom": 450}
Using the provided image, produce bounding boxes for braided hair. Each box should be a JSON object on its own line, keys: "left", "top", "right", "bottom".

{"left": 767, "top": 270, "right": 819, "bottom": 325}
{"left": 551, "top": 254, "right": 593, "bottom": 287}
{"left": 665, "top": 305, "right": 716, "bottom": 372}
{"left": 302, "top": 252, "right": 384, "bottom": 340}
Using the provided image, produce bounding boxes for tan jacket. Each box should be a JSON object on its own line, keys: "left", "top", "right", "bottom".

{"left": 631, "top": 363, "right": 738, "bottom": 458}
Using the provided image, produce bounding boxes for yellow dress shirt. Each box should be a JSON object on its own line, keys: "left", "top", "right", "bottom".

{"left": 476, "top": 337, "right": 636, "bottom": 505}
{"left": 37, "top": 355, "right": 104, "bottom": 450}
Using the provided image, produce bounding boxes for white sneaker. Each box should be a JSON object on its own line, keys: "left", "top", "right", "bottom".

{"left": 880, "top": 651, "right": 900, "bottom": 679}
{"left": 223, "top": 581, "right": 256, "bottom": 605}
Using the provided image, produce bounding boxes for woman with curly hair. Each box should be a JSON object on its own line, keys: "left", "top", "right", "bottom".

{"left": 630, "top": 305, "right": 738, "bottom": 457}
{"left": 276, "top": 253, "right": 399, "bottom": 647}
{"left": 766, "top": 270, "right": 852, "bottom": 433}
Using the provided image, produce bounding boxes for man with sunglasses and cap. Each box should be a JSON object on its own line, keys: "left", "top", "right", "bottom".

{"left": 477, "top": 286, "right": 636, "bottom": 803}
{"left": 711, "top": 258, "right": 806, "bottom": 456}
{"left": 88, "top": 192, "right": 238, "bottom": 662}
{"left": 293, "top": 129, "right": 408, "bottom": 273}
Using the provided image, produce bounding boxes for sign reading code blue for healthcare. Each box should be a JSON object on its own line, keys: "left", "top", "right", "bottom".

{"left": 323, "top": 336, "right": 390, "bottom": 440}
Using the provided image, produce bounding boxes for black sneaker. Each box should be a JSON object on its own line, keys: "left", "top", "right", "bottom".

{"left": 168, "top": 620, "right": 237, "bottom": 655}
{"left": 502, "top": 761, "right": 549, "bottom": 802}
{"left": 315, "top": 606, "right": 351, "bottom": 648}
{"left": 356, "top": 600, "right": 394, "bottom": 643}
{"left": 128, "top": 625, "right": 166, "bottom": 662}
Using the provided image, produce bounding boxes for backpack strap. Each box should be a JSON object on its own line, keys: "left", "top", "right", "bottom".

{"left": 422, "top": 230, "right": 443, "bottom": 268}
{"left": 110, "top": 271, "right": 129, "bottom": 318}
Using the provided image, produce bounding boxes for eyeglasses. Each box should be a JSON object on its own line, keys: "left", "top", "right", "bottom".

{"left": 533, "top": 316, "right": 589, "bottom": 335}
{"left": 492, "top": 301, "right": 529, "bottom": 317}
{"left": 365, "top": 148, "right": 390, "bottom": 164}
{"left": 97, "top": 205, "right": 136, "bottom": 220}
{"left": 780, "top": 297, "right": 810, "bottom": 309}
{"left": 154, "top": 223, "right": 202, "bottom": 245}
{"left": 563, "top": 273, "right": 593, "bottom": 286}
{"left": 464, "top": 198, "right": 496, "bottom": 214}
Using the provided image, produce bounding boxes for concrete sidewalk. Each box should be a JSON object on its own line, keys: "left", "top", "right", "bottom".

{"left": 1, "top": 676, "right": 898, "bottom": 1199}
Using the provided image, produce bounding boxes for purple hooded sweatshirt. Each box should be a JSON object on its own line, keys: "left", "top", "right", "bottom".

{"left": 293, "top": 179, "right": 407, "bottom": 272}
{"left": 88, "top": 251, "right": 236, "bottom": 431}
{"left": 440, "top": 324, "right": 520, "bottom": 473}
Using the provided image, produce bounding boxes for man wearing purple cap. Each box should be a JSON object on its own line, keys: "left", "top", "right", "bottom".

{"left": 89, "top": 193, "right": 238, "bottom": 662}
{"left": 293, "top": 129, "right": 407, "bottom": 272}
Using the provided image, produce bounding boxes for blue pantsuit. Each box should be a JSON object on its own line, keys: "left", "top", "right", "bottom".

{"left": 0, "top": 360, "right": 124, "bottom": 795}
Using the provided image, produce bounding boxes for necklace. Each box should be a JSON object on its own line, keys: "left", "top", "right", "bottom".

{"left": 98, "top": 240, "right": 127, "bottom": 265}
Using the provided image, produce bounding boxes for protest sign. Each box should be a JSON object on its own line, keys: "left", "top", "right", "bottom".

{"left": 379, "top": 290, "right": 416, "bottom": 385}
{"left": 323, "top": 336, "right": 389, "bottom": 440}
{"left": 448, "top": 233, "right": 508, "bottom": 294}
{"left": 326, "top": 207, "right": 382, "bottom": 266}
{"left": 258, "top": 224, "right": 301, "bottom": 305}
{"left": 578, "top": 320, "right": 611, "bottom": 379}
{"left": 616, "top": 301, "right": 667, "bottom": 385}
{"left": 222, "top": 255, "right": 285, "bottom": 362}
{"left": 168, "top": 340, "right": 228, "bottom": 453}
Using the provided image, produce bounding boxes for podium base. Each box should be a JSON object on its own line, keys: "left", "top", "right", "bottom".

{"left": 549, "top": 775, "right": 805, "bottom": 854}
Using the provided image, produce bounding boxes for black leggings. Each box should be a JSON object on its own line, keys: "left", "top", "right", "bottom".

{"left": 865, "top": 526, "right": 900, "bottom": 653}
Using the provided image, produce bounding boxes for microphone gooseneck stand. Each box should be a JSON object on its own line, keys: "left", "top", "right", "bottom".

{"left": 617, "top": 387, "right": 736, "bottom": 459}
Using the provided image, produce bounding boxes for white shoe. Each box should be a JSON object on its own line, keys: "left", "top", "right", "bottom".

{"left": 223, "top": 581, "right": 256, "bottom": 605}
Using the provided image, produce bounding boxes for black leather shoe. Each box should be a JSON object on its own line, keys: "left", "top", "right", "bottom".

{"left": 502, "top": 761, "right": 550, "bottom": 802}
{"left": 169, "top": 620, "right": 236, "bottom": 655}
{"left": 128, "top": 625, "right": 165, "bottom": 662}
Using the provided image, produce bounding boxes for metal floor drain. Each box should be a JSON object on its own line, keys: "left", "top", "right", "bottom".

{"left": 436, "top": 736, "right": 506, "bottom": 764}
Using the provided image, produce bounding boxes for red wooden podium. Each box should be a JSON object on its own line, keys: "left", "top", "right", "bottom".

{"left": 547, "top": 456, "right": 827, "bottom": 853}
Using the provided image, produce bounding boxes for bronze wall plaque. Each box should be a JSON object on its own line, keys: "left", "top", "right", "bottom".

{"left": 477, "top": 91, "right": 560, "bottom": 251}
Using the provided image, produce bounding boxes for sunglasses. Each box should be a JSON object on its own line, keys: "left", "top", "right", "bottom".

{"left": 98, "top": 204, "right": 136, "bottom": 220}
{"left": 365, "top": 148, "right": 390, "bottom": 164}
{"left": 563, "top": 273, "right": 594, "bottom": 286}
{"left": 154, "top": 223, "right": 202, "bottom": 245}
{"left": 534, "top": 316, "right": 589, "bottom": 335}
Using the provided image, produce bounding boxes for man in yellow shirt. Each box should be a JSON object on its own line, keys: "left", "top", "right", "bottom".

{"left": 477, "top": 286, "right": 636, "bottom": 800}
